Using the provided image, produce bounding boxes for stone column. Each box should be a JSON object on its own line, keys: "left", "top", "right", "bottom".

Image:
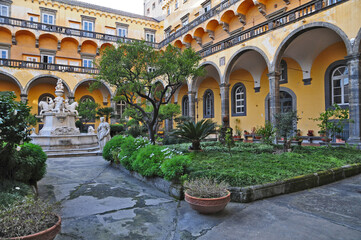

{"left": 220, "top": 83, "right": 230, "bottom": 127}
{"left": 267, "top": 72, "right": 281, "bottom": 125}
{"left": 20, "top": 94, "right": 28, "bottom": 103}
{"left": 188, "top": 91, "right": 196, "bottom": 122}
{"left": 346, "top": 54, "right": 361, "bottom": 145}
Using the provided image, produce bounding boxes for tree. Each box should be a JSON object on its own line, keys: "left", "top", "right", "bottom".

{"left": 77, "top": 99, "right": 99, "bottom": 124}
{"left": 95, "top": 41, "right": 203, "bottom": 143}
{"left": 274, "top": 111, "right": 300, "bottom": 152}
{"left": 173, "top": 119, "right": 216, "bottom": 150}
{"left": 0, "top": 92, "right": 32, "bottom": 178}
{"left": 96, "top": 107, "right": 114, "bottom": 122}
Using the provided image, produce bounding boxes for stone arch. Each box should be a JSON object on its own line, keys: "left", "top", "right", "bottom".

{"left": 24, "top": 75, "right": 71, "bottom": 96}
{"left": 264, "top": 87, "right": 297, "bottom": 122}
{"left": 191, "top": 61, "right": 221, "bottom": 98}
{"left": 0, "top": 70, "right": 24, "bottom": 94}
{"left": 272, "top": 22, "right": 353, "bottom": 72}
{"left": 224, "top": 46, "right": 270, "bottom": 88}
{"left": 0, "top": 27, "right": 12, "bottom": 44}
{"left": 73, "top": 78, "right": 114, "bottom": 104}
{"left": 353, "top": 27, "right": 361, "bottom": 54}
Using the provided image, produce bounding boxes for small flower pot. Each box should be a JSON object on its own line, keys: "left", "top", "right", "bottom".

{"left": 9, "top": 214, "right": 61, "bottom": 240}
{"left": 185, "top": 190, "right": 231, "bottom": 214}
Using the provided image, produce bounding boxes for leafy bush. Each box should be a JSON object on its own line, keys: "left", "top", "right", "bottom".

{"left": 274, "top": 111, "right": 300, "bottom": 152}
{"left": 102, "top": 135, "right": 126, "bottom": 162}
{"left": 184, "top": 178, "right": 229, "bottom": 198}
{"left": 116, "top": 136, "right": 149, "bottom": 169}
{"left": 0, "top": 180, "right": 32, "bottom": 209}
{"left": 161, "top": 155, "right": 191, "bottom": 182}
{"left": 131, "top": 144, "right": 165, "bottom": 177}
{"left": 256, "top": 121, "right": 275, "bottom": 145}
{"left": 110, "top": 124, "right": 125, "bottom": 137}
{"left": 6, "top": 143, "right": 47, "bottom": 185}
{"left": 0, "top": 197, "right": 59, "bottom": 238}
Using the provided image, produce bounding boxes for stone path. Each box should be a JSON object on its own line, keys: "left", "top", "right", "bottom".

{"left": 38, "top": 156, "right": 361, "bottom": 240}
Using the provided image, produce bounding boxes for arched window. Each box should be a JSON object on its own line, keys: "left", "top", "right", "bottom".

{"left": 38, "top": 93, "right": 54, "bottom": 115}
{"left": 80, "top": 95, "right": 95, "bottom": 103}
{"left": 231, "top": 83, "right": 246, "bottom": 116}
{"left": 325, "top": 60, "right": 349, "bottom": 109}
{"left": 331, "top": 66, "right": 349, "bottom": 106}
{"left": 116, "top": 100, "right": 127, "bottom": 119}
{"left": 280, "top": 59, "right": 288, "bottom": 84}
{"left": 182, "top": 95, "right": 189, "bottom": 116}
{"left": 203, "top": 89, "right": 214, "bottom": 118}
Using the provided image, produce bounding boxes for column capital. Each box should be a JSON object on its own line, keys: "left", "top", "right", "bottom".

{"left": 219, "top": 83, "right": 230, "bottom": 88}
{"left": 267, "top": 71, "right": 281, "bottom": 78}
{"left": 345, "top": 53, "right": 361, "bottom": 62}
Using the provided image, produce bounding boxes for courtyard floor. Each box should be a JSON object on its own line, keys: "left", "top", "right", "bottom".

{"left": 38, "top": 156, "right": 361, "bottom": 240}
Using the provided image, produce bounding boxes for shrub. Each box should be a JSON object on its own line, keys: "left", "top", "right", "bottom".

{"left": 184, "top": 178, "right": 229, "bottom": 198}
{"left": 256, "top": 121, "right": 275, "bottom": 145}
{"left": 7, "top": 143, "right": 47, "bottom": 185}
{"left": 173, "top": 119, "right": 217, "bottom": 150}
{"left": 102, "top": 135, "right": 126, "bottom": 162}
{"left": 0, "top": 180, "right": 32, "bottom": 209}
{"left": 0, "top": 197, "right": 59, "bottom": 238}
{"left": 161, "top": 155, "right": 191, "bottom": 182}
{"left": 131, "top": 144, "right": 165, "bottom": 177}
{"left": 110, "top": 124, "right": 125, "bottom": 137}
{"left": 118, "top": 136, "right": 150, "bottom": 169}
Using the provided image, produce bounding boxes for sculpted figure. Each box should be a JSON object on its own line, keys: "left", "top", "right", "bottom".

{"left": 56, "top": 79, "right": 64, "bottom": 91}
{"left": 97, "top": 117, "right": 111, "bottom": 151}
{"left": 53, "top": 96, "right": 64, "bottom": 113}
{"left": 64, "top": 99, "right": 79, "bottom": 115}
{"left": 39, "top": 98, "right": 54, "bottom": 115}
{"left": 88, "top": 126, "right": 95, "bottom": 134}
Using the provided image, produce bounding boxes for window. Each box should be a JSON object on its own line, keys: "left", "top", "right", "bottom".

{"left": 29, "top": 16, "right": 38, "bottom": 22}
{"left": 83, "top": 20, "right": 94, "bottom": 37}
{"left": 145, "top": 31, "right": 155, "bottom": 42}
{"left": 182, "top": 18, "right": 188, "bottom": 26}
{"left": 0, "top": 4, "right": 8, "bottom": 16}
{"left": 167, "top": 7, "right": 170, "bottom": 16}
{"left": 147, "top": 8, "right": 150, "bottom": 14}
{"left": 203, "top": 2, "right": 211, "bottom": 12}
{"left": 175, "top": 0, "right": 179, "bottom": 9}
{"left": 152, "top": 3, "right": 155, "bottom": 9}
{"left": 203, "top": 89, "right": 214, "bottom": 118}
{"left": 26, "top": 57, "right": 37, "bottom": 62}
{"left": 159, "top": 0, "right": 162, "bottom": 3}
{"left": 105, "top": 28, "right": 115, "bottom": 35}
{"left": 0, "top": 49, "right": 8, "bottom": 59}
{"left": 182, "top": 96, "right": 189, "bottom": 116}
{"left": 69, "top": 22, "right": 80, "bottom": 29}
{"left": 116, "top": 100, "right": 127, "bottom": 119}
{"left": 331, "top": 65, "right": 349, "bottom": 105}
{"left": 280, "top": 60, "right": 288, "bottom": 84}
{"left": 83, "top": 59, "right": 93, "bottom": 68}
{"left": 118, "top": 28, "right": 127, "bottom": 37}
{"left": 41, "top": 55, "right": 54, "bottom": 63}
{"left": 232, "top": 83, "right": 246, "bottom": 116}
{"left": 42, "top": 13, "right": 54, "bottom": 25}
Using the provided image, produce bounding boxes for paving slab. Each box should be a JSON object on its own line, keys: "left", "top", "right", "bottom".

{"left": 38, "top": 156, "right": 361, "bottom": 240}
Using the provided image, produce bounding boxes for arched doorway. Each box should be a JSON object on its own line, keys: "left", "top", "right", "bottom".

{"left": 265, "top": 88, "right": 297, "bottom": 122}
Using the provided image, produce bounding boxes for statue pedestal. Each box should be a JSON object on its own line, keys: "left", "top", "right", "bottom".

{"left": 39, "top": 112, "right": 80, "bottom": 136}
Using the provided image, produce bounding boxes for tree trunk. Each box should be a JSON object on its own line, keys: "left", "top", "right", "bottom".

{"left": 148, "top": 124, "right": 156, "bottom": 144}
{"left": 283, "top": 136, "right": 288, "bottom": 152}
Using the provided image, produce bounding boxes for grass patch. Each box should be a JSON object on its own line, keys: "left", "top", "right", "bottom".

{"left": 167, "top": 142, "right": 361, "bottom": 187}
{"left": 0, "top": 180, "right": 33, "bottom": 210}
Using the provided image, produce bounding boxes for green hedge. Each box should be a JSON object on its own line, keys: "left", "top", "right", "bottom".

{"left": 102, "top": 135, "right": 126, "bottom": 162}
{"left": 6, "top": 143, "right": 47, "bottom": 185}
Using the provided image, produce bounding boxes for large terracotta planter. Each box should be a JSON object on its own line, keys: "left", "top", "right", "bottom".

{"left": 185, "top": 190, "right": 231, "bottom": 214}
{"left": 9, "top": 214, "right": 61, "bottom": 240}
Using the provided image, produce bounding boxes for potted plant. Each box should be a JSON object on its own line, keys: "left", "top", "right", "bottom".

{"left": 0, "top": 198, "right": 61, "bottom": 240}
{"left": 184, "top": 178, "right": 230, "bottom": 214}
{"left": 307, "top": 130, "right": 314, "bottom": 137}
{"left": 255, "top": 121, "right": 274, "bottom": 145}
{"left": 311, "top": 104, "right": 351, "bottom": 144}
{"left": 173, "top": 119, "right": 216, "bottom": 151}
{"left": 233, "top": 119, "right": 242, "bottom": 141}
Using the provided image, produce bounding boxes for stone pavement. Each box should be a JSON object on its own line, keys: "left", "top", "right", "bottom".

{"left": 38, "top": 156, "right": 361, "bottom": 240}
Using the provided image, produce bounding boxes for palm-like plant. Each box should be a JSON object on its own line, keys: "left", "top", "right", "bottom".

{"left": 173, "top": 119, "right": 216, "bottom": 150}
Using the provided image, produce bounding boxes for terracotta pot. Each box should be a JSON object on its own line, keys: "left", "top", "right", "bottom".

{"left": 9, "top": 214, "right": 61, "bottom": 240}
{"left": 185, "top": 190, "right": 231, "bottom": 214}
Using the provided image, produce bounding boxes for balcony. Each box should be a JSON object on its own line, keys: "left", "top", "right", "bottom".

{"left": 0, "top": 16, "right": 159, "bottom": 48}
{"left": 0, "top": 59, "right": 99, "bottom": 74}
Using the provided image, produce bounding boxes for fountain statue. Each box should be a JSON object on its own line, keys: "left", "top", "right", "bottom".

{"left": 31, "top": 79, "right": 100, "bottom": 156}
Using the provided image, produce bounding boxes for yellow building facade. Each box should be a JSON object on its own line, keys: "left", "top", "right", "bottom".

{"left": 0, "top": 0, "right": 361, "bottom": 143}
